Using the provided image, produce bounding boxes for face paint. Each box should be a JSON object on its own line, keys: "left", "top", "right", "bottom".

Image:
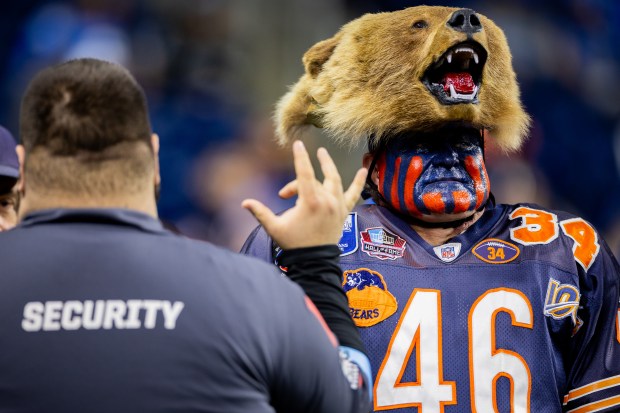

{"left": 375, "top": 128, "right": 489, "bottom": 218}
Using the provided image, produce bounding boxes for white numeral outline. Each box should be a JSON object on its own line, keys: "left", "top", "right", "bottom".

{"left": 469, "top": 288, "right": 533, "bottom": 413}
{"left": 374, "top": 289, "right": 456, "bottom": 412}
{"left": 374, "top": 288, "right": 533, "bottom": 412}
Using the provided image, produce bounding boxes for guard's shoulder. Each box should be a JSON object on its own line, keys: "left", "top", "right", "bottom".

{"left": 175, "top": 235, "right": 281, "bottom": 279}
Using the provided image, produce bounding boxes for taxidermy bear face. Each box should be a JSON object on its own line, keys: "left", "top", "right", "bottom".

{"left": 275, "top": 6, "right": 530, "bottom": 152}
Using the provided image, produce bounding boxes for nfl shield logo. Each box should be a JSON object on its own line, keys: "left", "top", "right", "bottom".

{"left": 442, "top": 246, "right": 455, "bottom": 259}
{"left": 433, "top": 242, "right": 461, "bottom": 263}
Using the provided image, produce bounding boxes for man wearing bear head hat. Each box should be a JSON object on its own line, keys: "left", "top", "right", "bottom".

{"left": 0, "top": 126, "right": 20, "bottom": 231}
{"left": 242, "top": 6, "right": 620, "bottom": 412}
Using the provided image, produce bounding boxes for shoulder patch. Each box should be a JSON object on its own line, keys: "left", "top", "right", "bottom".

{"left": 273, "top": 246, "right": 288, "bottom": 274}
{"left": 472, "top": 238, "right": 520, "bottom": 264}
{"left": 339, "top": 213, "right": 359, "bottom": 256}
{"left": 343, "top": 268, "right": 398, "bottom": 327}
{"left": 544, "top": 278, "right": 583, "bottom": 335}
{"left": 360, "top": 227, "right": 406, "bottom": 260}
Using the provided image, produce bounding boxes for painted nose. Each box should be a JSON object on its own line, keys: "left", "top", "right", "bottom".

{"left": 434, "top": 146, "right": 460, "bottom": 166}
{"left": 447, "top": 9, "right": 482, "bottom": 34}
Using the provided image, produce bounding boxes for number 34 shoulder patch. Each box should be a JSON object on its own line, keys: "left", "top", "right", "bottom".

{"left": 472, "top": 238, "right": 520, "bottom": 264}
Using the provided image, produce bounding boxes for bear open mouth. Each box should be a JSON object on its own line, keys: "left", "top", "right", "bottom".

{"left": 422, "top": 42, "right": 488, "bottom": 105}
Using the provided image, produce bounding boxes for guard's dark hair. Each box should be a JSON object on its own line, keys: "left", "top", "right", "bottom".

{"left": 19, "top": 58, "right": 155, "bottom": 195}
{"left": 20, "top": 58, "right": 151, "bottom": 153}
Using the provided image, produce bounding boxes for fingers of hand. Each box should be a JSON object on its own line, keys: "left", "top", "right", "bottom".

{"left": 278, "top": 180, "right": 298, "bottom": 199}
{"left": 292, "top": 140, "right": 317, "bottom": 200}
{"left": 241, "top": 199, "right": 278, "bottom": 229}
{"left": 343, "top": 167, "right": 368, "bottom": 210}
{"left": 317, "top": 147, "right": 342, "bottom": 195}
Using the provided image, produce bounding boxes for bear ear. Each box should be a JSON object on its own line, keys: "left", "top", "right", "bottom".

{"left": 274, "top": 34, "right": 342, "bottom": 146}
{"left": 302, "top": 33, "right": 342, "bottom": 78}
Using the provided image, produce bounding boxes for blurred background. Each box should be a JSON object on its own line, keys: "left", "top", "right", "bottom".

{"left": 0, "top": 0, "right": 619, "bottom": 254}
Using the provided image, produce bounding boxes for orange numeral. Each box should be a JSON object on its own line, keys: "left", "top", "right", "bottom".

{"left": 509, "top": 207, "right": 558, "bottom": 245}
{"left": 560, "top": 218, "right": 600, "bottom": 271}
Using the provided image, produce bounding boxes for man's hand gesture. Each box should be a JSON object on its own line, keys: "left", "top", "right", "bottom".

{"left": 242, "top": 140, "right": 367, "bottom": 249}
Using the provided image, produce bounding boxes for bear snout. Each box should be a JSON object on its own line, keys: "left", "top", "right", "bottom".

{"left": 447, "top": 9, "right": 482, "bottom": 35}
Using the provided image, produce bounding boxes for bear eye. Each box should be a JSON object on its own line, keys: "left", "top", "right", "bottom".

{"left": 411, "top": 20, "right": 428, "bottom": 29}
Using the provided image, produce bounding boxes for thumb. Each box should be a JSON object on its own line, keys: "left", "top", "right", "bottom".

{"left": 241, "top": 199, "right": 278, "bottom": 229}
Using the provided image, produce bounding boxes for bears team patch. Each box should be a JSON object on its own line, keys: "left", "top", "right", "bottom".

{"left": 472, "top": 238, "right": 520, "bottom": 264}
{"left": 342, "top": 268, "right": 398, "bottom": 327}
{"left": 360, "top": 227, "right": 406, "bottom": 260}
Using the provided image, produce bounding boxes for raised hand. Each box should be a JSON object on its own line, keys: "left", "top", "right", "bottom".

{"left": 242, "top": 140, "right": 367, "bottom": 249}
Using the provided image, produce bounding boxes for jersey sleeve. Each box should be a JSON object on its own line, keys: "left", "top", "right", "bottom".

{"left": 242, "top": 226, "right": 372, "bottom": 412}
{"left": 278, "top": 245, "right": 366, "bottom": 354}
{"left": 270, "top": 285, "right": 371, "bottom": 413}
{"left": 563, "top": 239, "right": 620, "bottom": 412}
{"left": 240, "top": 224, "right": 274, "bottom": 263}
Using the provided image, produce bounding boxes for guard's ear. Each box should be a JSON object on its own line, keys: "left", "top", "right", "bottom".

{"left": 302, "top": 33, "right": 342, "bottom": 78}
{"left": 15, "top": 145, "right": 25, "bottom": 194}
{"left": 150, "top": 134, "right": 161, "bottom": 187}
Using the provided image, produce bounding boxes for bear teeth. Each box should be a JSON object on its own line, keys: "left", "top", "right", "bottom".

{"left": 446, "top": 47, "right": 480, "bottom": 68}
{"left": 448, "top": 84, "right": 478, "bottom": 100}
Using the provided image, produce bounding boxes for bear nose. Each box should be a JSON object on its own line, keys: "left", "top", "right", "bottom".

{"left": 447, "top": 9, "right": 482, "bottom": 34}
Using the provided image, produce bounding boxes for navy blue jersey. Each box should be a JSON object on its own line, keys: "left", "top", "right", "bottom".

{"left": 0, "top": 209, "right": 369, "bottom": 413}
{"left": 242, "top": 202, "right": 620, "bottom": 412}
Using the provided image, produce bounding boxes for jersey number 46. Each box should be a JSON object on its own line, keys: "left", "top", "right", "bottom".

{"left": 374, "top": 207, "right": 600, "bottom": 412}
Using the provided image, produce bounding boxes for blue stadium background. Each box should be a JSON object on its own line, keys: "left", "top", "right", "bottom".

{"left": 0, "top": 0, "right": 618, "bottom": 254}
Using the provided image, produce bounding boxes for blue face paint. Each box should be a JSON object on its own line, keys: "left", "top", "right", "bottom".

{"left": 375, "top": 128, "right": 489, "bottom": 217}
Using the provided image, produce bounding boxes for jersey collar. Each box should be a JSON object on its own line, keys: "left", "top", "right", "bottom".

{"left": 19, "top": 208, "right": 168, "bottom": 234}
{"left": 377, "top": 201, "right": 509, "bottom": 262}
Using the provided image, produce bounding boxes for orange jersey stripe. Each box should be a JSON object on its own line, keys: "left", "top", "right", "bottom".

{"left": 566, "top": 395, "right": 620, "bottom": 413}
{"left": 564, "top": 375, "right": 620, "bottom": 404}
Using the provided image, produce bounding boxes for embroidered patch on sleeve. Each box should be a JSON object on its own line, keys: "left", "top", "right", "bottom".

{"left": 343, "top": 268, "right": 398, "bottom": 327}
{"left": 339, "top": 213, "right": 359, "bottom": 256}
{"left": 544, "top": 278, "right": 583, "bottom": 335}
{"left": 360, "top": 227, "right": 406, "bottom": 260}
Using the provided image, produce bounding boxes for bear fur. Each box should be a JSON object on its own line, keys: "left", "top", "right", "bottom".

{"left": 275, "top": 6, "right": 531, "bottom": 152}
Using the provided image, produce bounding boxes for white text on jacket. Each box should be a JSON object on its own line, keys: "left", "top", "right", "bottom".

{"left": 22, "top": 300, "right": 185, "bottom": 331}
